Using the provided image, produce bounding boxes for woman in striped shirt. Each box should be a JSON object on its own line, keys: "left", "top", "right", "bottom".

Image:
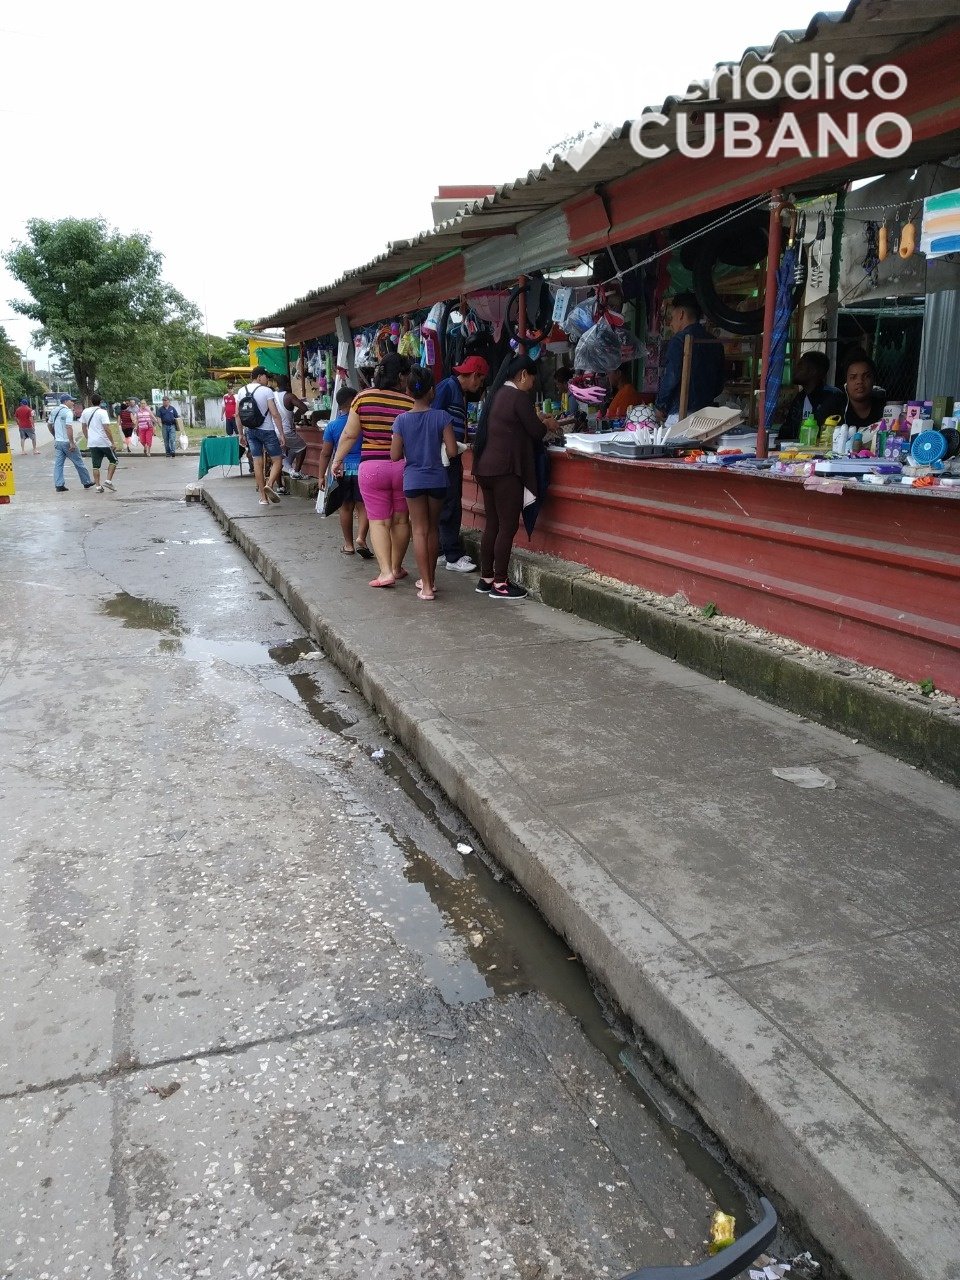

{"left": 332, "top": 354, "right": 413, "bottom": 587}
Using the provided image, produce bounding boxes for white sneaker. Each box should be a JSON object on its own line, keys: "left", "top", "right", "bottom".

{"left": 103, "top": 479, "right": 116, "bottom": 491}
{"left": 95, "top": 484, "right": 104, "bottom": 493}
{"left": 445, "top": 555, "right": 477, "bottom": 573}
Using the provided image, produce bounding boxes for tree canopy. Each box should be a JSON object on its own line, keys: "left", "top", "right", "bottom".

{"left": 0, "top": 327, "right": 46, "bottom": 412}
{"left": 4, "top": 217, "right": 198, "bottom": 404}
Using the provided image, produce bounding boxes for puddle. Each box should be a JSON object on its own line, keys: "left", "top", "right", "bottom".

{"left": 360, "top": 803, "right": 751, "bottom": 1224}
{"left": 380, "top": 749, "right": 458, "bottom": 843}
{"left": 262, "top": 672, "right": 356, "bottom": 733}
{"left": 149, "top": 537, "right": 218, "bottom": 546}
{"left": 93, "top": 603, "right": 755, "bottom": 1220}
{"left": 100, "top": 592, "right": 183, "bottom": 635}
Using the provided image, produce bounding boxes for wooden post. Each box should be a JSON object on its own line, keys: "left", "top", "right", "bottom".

{"left": 678, "top": 334, "right": 694, "bottom": 421}
{"left": 517, "top": 274, "right": 527, "bottom": 340}
{"left": 756, "top": 191, "right": 784, "bottom": 458}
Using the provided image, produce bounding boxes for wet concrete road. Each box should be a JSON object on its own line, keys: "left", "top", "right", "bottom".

{"left": 1, "top": 453, "right": 747, "bottom": 1280}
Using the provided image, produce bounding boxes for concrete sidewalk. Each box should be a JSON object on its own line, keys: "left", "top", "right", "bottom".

{"left": 203, "top": 478, "right": 960, "bottom": 1280}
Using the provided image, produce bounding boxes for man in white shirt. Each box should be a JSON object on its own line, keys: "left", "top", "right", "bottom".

{"left": 237, "top": 366, "right": 286, "bottom": 505}
{"left": 80, "top": 394, "right": 119, "bottom": 492}
{"left": 49, "top": 395, "right": 95, "bottom": 493}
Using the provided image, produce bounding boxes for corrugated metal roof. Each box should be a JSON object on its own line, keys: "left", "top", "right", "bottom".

{"left": 258, "top": 0, "right": 960, "bottom": 331}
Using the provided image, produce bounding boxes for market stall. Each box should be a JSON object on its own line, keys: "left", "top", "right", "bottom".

{"left": 256, "top": 0, "right": 960, "bottom": 696}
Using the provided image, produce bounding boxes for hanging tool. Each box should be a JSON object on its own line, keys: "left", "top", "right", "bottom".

{"left": 793, "top": 211, "right": 808, "bottom": 287}
{"left": 810, "top": 210, "right": 827, "bottom": 289}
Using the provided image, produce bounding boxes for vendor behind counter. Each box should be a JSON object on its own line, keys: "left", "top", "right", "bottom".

{"left": 655, "top": 292, "right": 725, "bottom": 421}
{"left": 779, "top": 351, "right": 839, "bottom": 436}
{"left": 826, "top": 354, "right": 887, "bottom": 429}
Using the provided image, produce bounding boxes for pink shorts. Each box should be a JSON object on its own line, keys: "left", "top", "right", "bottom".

{"left": 358, "top": 458, "right": 407, "bottom": 521}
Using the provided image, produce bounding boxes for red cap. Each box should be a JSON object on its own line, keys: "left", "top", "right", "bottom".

{"left": 452, "top": 356, "right": 489, "bottom": 377}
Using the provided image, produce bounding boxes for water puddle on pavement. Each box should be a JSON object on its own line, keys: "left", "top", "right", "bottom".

{"left": 95, "top": 594, "right": 753, "bottom": 1221}
{"left": 149, "top": 537, "right": 218, "bottom": 546}
{"left": 100, "top": 592, "right": 184, "bottom": 634}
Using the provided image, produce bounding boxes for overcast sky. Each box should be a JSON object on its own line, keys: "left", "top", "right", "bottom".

{"left": 1, "top": 0, "right": 820, "bottom": 363}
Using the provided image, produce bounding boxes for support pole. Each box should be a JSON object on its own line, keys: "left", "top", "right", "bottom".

{"left": 517, "top": 274, "right": 527, "bottom": 341}
{"left": 756, "top": 191, "right": 784, "bottom": 458}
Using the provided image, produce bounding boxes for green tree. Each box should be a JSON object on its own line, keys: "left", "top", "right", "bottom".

{"left": 4, "top": 217, "right": 196, "bottom": 404}
{"left": 0, "top": 327, "right": 46, "bottom": 412}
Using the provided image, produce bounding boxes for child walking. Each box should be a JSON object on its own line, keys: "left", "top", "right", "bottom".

{"left": 390, "top": 366, "right": 457, "bottom": 601}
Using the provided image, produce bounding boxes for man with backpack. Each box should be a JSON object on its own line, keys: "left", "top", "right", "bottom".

{"left": 237, "top": 366, "right": 286, "bottom": 504}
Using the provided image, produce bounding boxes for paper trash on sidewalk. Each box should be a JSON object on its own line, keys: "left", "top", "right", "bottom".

{"left": 371, "top": 748, "right": 385, "bottom": 760}
{"left": 456, "top": 842, "right": 474, "bottom": 855}
{"left": 772, "top": 766, "right": 836, "bottom": 790}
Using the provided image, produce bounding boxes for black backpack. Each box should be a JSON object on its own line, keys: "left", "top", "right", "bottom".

{"left": 237, "top": 383, "right": 265, "bottom": 430}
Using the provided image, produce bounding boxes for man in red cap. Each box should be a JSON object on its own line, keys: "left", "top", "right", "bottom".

{"left": 434, "top": 355, "right": 489, "bottom": 572}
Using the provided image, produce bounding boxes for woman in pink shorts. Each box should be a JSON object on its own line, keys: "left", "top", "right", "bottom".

{"left": 136, "top": 399, "right": 159, "bottom": 455}
{"left": 331, "top": 354, "right": 412, "bottom": 587}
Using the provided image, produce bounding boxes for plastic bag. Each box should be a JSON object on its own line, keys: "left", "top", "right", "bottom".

{"left": 563, "top": 300, "right": 597, "bottom": 342}
{"left": 178, "top": 431, "right": 189, "bottom": 452}
{"left": 574, "top": 315, "right": 641, "bottom": 373}
{"left": 321, "top": 473, "right": 344, "bottom": 517}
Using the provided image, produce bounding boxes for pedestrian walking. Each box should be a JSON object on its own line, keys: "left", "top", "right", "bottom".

{"left": 136, "top": 400, "right": 159, "bottom": 455}
{"left": 156, "top": 396, "right": 183, "bottom": 458}
{"left": 117, "top": 399, "right": 136, "bottom": 452}
{"left": 80, "top": 395, "right": 119, "bottom": 492}
{"left": 330, "top": 354, "right": 413, "bottom": 588}
{"left": 318, "top": 387, "right": 372, "bottom": 557}
{"left": 274, "top": 376, "right": 308, "bottom": 479}
{"left": 14, "top": 399, "right": 38, "bottom": 454}
{"left": 472, "top": 356, "right": 558, "bottom": 600}
{"left": 432, "top": 356, "right": 489, "bottom": 573}
{"left": 390, "top": 365, "right": 457, "bottom": 602}
{"left": 223, "top": 387, "right": 238, "bottom": 435}
{"left": 236, "top": 366, "right": 286, "bottom": 506}
{"left": 49, "top": 395, "right": 95, "bottom": 493}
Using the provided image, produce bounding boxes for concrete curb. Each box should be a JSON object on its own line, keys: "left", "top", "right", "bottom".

{"left": 459, "top": 531, "right": 960, "bottom": 789}
{"left": 204, "top": 488, "right": 959, "bottom": 1280}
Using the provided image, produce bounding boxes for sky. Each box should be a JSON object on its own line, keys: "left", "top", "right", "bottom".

{"left": 1, "top": 0, "right": 822, "bottom": 364}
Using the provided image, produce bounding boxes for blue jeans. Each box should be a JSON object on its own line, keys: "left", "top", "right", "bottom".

{"left": 162, "top": 422, "right": 177, "bottom": 455}
{"left": 54, "top": 440, "right": 92, "bottom": 488}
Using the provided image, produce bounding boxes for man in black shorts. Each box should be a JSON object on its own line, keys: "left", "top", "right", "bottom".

{"left": 80, "top": 395, "right": 119, "bottom": 492}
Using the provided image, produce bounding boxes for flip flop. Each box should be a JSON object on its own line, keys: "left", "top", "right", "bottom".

{"left": 355, "top": 544, "right": 374, "bottom": 560}
{"left": 339, "top": 547, "right": 355, "bottom": 554}
{"left": 369, "top": 577, "right": 396, "bottom": 588}
{"left": 394, "top": 568, "right": 409, "bottom": 581}
{"left": 417, "top": 590, "right": 436, "bottom": 601}
{"left": 415, "top": 580, "right": 438, "bottom": 593}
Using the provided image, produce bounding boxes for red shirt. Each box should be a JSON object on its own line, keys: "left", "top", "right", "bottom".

{"left": 15, "top": 405, "right": 34, "bottom": 429}
{"left": 223, "top": 394, "right": 236, "bottom": 419}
